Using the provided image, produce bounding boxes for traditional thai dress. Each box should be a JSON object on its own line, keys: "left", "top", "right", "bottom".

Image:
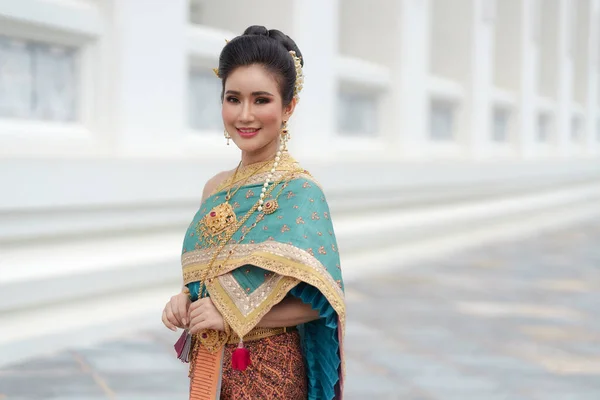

{"left": 179, "top": 154, "right": 345, "bottom": 400}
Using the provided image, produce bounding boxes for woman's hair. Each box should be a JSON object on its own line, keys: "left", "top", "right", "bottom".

{"left": 217, "top": 25, "right": 303, "bottom": 106}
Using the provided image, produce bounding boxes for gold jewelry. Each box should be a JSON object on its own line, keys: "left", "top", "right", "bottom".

{"left": 204, "top": 160, "right": 269, "bottom": 238}
{"left": 289, "top": 51, "right": 304, "bottom": 102}
{"left": 257, "top": 135, "right": 287, "bottom": 212}
{"left": 197, "top": 167, "right": 301, "bottom": 297}
{"left": 281, "top": 120, "right": 290, "bottom": 151}
{"left": 224, "top": 129, "right": 231, "bottom": 145}
{"left": 224, "top": 160, "right": 272, "bottom": 202}
{"left": 202, "top": 167, "right": 301, "bottom": 282}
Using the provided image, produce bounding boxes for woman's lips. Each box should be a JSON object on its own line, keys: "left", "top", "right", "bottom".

{"left": 236, "top": 128, "right": 260, "bottom": 138}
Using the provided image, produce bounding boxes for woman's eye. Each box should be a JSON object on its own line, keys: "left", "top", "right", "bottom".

{"left": 226, "top": 96, "right": 239, "bottom": 103}
{"left": 255, "top": 98, "right": 270, "bottom": 104}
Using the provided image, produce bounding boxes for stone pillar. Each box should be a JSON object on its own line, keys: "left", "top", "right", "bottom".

{"left": 516, "top": 0, "right": 540, "bottom": 158}
{"left": 390, "top": 0, "right": 430, "bottom": 159}
{"left": 585, "top": 0, "right": 600, "bottom": 155}
{"left": 466, "top": 0, "right": 495, "bottom": 159}
{"left": 290, "top": 0, "right": 340, "bottom": 160}
{"left": 109, "top": 0, "right": 188, "bottom": 156}
{"left": 554, "top": 0, "right": 573, "bottom": 156}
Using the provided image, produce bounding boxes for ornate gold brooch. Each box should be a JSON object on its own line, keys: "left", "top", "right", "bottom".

{"left": 262, "top": 199, "right": 278, "bottom": 215}
{"left": 204, "top": 203, "right": 237, "bottom": 236}
{"left": 198, "top": 329, "right": 229, "bottom": 353}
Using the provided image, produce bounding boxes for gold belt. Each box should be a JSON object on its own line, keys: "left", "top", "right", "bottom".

{"left": 227, "top": 326, "right": 297, "bottom": 345}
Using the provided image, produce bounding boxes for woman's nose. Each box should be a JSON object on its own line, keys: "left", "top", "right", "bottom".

{"left": 239, "top": 102, "right": 254, "bottom": 122}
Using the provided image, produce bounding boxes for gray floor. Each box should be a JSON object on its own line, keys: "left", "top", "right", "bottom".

{"left": 2, "top": 221, "right": 600, "bottom": 399}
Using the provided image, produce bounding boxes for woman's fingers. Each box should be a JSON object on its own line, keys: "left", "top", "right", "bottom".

{"left": 170, "top": 297, "right": 181, "bottom": 324}
{"left": 190, "top": 320, "right": 210, "bottom": 334}
{"left": 165, "top": 304, "right": 181, "bottom": 328}
{"left": 178, "top": 296, "right": 190, "bottom": 326}
{"left": 189, "top": 314, "right": 207, "bottom": 334}
{"left": 188, "top": 298, "right": 209, "bottom": 320}
{"left": 188, "top": 297, "right": 207, "bottom": 313}
{"left": 162, "top": 309, "right": 177, "bottom": 331}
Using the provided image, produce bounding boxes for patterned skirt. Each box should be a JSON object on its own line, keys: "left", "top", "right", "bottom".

{"left": 220, "top": 331, "right": 307, "bottom": 399}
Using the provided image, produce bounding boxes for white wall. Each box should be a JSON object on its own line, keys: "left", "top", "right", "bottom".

{"left": 494, "top": 0, "right": 523, "bottom": 92}
{"left": 430, "top": 0, "right": 473, "bottom": 83}
{"left": 339, "top": 0, "right": 397, "bottom": 67}
{"left": 190, "top": 0, "right": 293, "bottom": 34}
{"left": 573, "top": 0, "right": 590, "bottom": 105}
{"left": 539, "top": 0, "right": 559, "bottom": 99}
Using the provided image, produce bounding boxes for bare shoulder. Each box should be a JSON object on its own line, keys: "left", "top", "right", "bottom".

{"left": 201, "top": 170, "right": 232, "bottom": 203}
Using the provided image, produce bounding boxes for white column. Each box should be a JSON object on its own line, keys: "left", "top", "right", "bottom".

{"left": 388, "top": 0, "right": 430, "bottom": 159}
{"left": 110, "top": 0, "right": 188, "bottom": 156}
{"left": 585, "top": 0, "right": 600, "bottom": 155}
{"left": 554, "top": 0, "right": 573, "bottom": 156}
{"left": 517, "top": 0, "right": 540, "bottom": 158}
{"left": 290, "top": 0, "right": 339, "bottom": 160}
{"left": 466, "top": 0, "right": 495, "bottom": 159}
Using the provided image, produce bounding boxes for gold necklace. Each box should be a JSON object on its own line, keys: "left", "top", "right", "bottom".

{"left": 203, "top": 167, "right": 301, "bottom": 285}
{"left": 204, "top": 160, "right": 269, "bottom": 238}
{"left": 224, "top": 160, "right": 271, "bottom": 202}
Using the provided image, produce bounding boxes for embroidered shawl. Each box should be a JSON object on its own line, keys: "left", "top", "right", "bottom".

{"left": 181, "top": 155, "right": 345, "bottom": 400}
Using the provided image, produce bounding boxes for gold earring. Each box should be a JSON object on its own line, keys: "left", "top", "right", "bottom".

{"left": 224, "top": 129, "right": 231, "bottom": 145}
{"left": 281, "top": 121, "right": 289, "bottom": 150}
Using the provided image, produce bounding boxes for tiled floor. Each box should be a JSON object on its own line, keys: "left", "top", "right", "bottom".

{"left": 2, "top": 221, "right": 600, "bottom": 399}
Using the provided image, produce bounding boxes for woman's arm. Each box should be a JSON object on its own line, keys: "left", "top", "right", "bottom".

{"left": 257, "top": 296, "right": 320, "bottom": 328}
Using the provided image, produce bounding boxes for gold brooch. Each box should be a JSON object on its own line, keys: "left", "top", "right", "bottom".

{"left": 198, "top": 329, "right": 229, "bottom": 353}
{"left": 204, "top": 203, "right": 237, "bottom": 236}
{"left": 262, "top": 200, "right": 278, "bottom": 215}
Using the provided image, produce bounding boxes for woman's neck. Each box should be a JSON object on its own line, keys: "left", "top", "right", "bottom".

{"left": 240, "top": 139, "right": 281, "bottom": 166}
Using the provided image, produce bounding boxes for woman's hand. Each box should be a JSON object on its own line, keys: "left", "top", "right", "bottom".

{"left": 188, "top": 298, "right": 225, "bottom": 334}
{"left": 161, "top": 292, "right": 191, "bottom": 331}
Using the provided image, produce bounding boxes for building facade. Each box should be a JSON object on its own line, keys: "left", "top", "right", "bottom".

{"left": 1, "top": 0, "right": 600, "bottom": 365}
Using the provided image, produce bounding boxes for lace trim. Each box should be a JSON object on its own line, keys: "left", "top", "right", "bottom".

{"left": 218, "top": 273, "right": 284, "bottom": 317}
{"left": 207, "top": 274, "right": 301, "bottom": 338}
{"left": 198, "top": 251, "right": 345, "bottom": 339}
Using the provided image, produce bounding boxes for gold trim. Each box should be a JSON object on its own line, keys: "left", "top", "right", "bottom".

{"left": 213, "top": 153, "right": 298, "bottom": 194}
{"left": 227, "top": 326, "right": 295, "bottom": 344}
{"left": 208, "top": 273, "right": 300, "bottom": 338}
{"left": 218, "top": 273, "right": 285, "bottom": 317}
{"left": 183, "top": 243, "right": 342, "bottom": 301}
{"left": 209, "top": 157, "right": 321, "bottom": 199}
{"left": 182, "top": 242, "right": 345, "bottom": 313}
{"left": 183, "top": 243, "right": 346, "bottom": 339}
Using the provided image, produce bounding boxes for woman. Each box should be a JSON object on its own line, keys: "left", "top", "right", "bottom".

{"left": 162, "top": 25, "right": 345, "bottom": 400}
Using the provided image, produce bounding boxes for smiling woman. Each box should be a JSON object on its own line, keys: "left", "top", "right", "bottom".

{"left": 161, "top": 25, "right": 345, "bottom": 400}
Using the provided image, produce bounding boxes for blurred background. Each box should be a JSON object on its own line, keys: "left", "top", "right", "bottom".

{"left": 1, "top": 0, "right": 600, "bottom": 398}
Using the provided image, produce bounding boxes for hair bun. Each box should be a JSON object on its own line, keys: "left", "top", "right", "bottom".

{"left": 243, "top": 25, "right": 270, "bottom": 37}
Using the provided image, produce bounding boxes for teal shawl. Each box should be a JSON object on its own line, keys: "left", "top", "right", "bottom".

{"left": 181, "top": 155, "right": 346, "bottom": 400}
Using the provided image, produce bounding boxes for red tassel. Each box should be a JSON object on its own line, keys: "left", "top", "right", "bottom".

{"left": 231, "top": 340, "right": 251, "bottom": 371}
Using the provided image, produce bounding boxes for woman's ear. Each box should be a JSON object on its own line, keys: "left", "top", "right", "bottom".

{"left": 283, "top": 98, "right": 297, "bottom": 120}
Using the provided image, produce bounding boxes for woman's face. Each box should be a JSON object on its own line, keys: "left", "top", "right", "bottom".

{"left": 222, "top": 64, "right": 294, "bottom": 157}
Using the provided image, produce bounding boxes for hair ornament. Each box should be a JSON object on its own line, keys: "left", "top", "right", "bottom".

{"left": 289, "top": 50, "right": 303, "bottom": 102}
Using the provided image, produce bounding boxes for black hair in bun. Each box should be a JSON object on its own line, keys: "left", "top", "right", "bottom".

{"left": 217, "top": 25, "right": 303, "bottom": 105}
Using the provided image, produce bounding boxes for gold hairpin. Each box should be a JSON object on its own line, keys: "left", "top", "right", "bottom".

{"left": 211, "top": 39, "right": 229, "bottom": 78}
{"left": 289, "top": 51, "right": 304, "bottom": 102}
